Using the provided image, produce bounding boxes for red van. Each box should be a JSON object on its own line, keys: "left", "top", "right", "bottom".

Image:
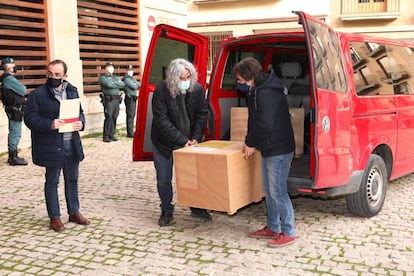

{"left": 133, "top": 11, "right": 414, "bottom": 217}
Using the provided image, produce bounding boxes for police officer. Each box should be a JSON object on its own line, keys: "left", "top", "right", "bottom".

{"left": 122, "top": 65, "right": 140, "bottom": 137}
{"left": 99, "top": 61, "right": 124, "bottom": 142}
{"left": 1, "top": 57, "right": 28, "bottom": 166}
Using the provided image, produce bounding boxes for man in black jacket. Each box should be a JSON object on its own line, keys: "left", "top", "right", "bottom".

{"left": 151, "top": 58, "right": 211, "bottom": 226}
{"left": 233, "top": 57, "right": 296, "bottom": 247}
{"left": 24, "top": 59, "right": 90, "bottom": 232}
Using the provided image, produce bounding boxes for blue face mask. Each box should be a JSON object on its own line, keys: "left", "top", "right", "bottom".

{"left": 179, "top": 80, "right": 190, "bottom": 91}
{"left": 236, "top": 82, "right": 250, "bottom": 93}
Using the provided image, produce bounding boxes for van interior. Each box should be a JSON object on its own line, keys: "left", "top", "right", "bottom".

{"left": 209, "top": 34, "right": 311, "bottom": 179}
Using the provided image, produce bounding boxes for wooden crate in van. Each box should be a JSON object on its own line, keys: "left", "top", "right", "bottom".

{"left": 230, "top": 107, "right": 304, "bottom": 157}
{"left": 173, "top": 140, "right": 263, "bottom": 215}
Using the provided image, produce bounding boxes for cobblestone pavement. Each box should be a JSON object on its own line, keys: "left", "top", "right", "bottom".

{"left": 0, "top": 135, "right": 414, "bottom": 276}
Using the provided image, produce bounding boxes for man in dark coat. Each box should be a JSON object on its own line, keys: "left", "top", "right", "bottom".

{"left": 24, "top": 59, "right": 90, "bottom": 232}
{"left": 233, "top": 57, "right": 296, "bottom": 247}
{"left": 151, "top": 58, "right": 211, "bottom": 226}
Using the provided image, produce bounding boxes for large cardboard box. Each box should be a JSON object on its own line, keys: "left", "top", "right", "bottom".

{"left": 230, "top": 107, "right": 304, "bottom": 157}
{"left": 173, "top": 140, "right": 263, "bottom": 215}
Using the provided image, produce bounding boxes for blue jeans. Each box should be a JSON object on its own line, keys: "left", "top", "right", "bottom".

{"left": 261, "top": 151, "right": 295, "bottom": 237}
{"left": 153, "top": 147, "right": 174, "bottom": 213}
{"left": 44, "top": 140, "right": 80, "bottom": 219}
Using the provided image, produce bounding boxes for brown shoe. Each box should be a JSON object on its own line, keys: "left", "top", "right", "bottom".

{"left": 69, "top": 213, "right": 90, "bottom": 225}
{"left": 50, "top": 218, "right": 65, "bottom": 232}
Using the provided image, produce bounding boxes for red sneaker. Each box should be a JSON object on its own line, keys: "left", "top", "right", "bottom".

{"left": 267, "top": 233, "right": 296, "bottom": 247}
{"left": 249, "top": 226, "right": 280, "bottom": 239}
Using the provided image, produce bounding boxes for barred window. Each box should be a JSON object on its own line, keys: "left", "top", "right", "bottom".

{"left": 0, "top": 0, "right": 48, "bottom": 93}
{"left": 77, "top": 0, "right": 140, "bottom": 94}
{"left": 198, "top": 31, "right": 233, "bottom": 73}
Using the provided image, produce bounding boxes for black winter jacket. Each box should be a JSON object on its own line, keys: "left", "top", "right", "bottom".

{"left": 245, "top": 70, "right": 295, "bottom": 157}
{"left": 24, "top": 81, "right": 85, "bottom": 167}
{"left": 151, "top": 81, "right": 208, "bottom": 158}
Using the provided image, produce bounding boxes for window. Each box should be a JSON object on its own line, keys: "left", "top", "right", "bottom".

{"left": 0, "top": 0, "right": 48, "bottom": 93}
{"left": 78, "top": 0, "right": 140, "bottom": 94}
{"left": 308, "top": 20, "right": 347, "bottom": 93}
{"left": 198, "top": 31, "right": 233, "bottom": 73}
{"left": 358, "top": 0, "right": 384, "bottom": 2}
{"left": 148, "top": 37, "right": 195, "bottom": 85}
{"left": 221, "top": 51, "right": 265, "bottom": 90}
{"left": 385, "top": 45, "right": 414, "bottom": 94}
{"left": 351, "top": 41, "right": 414, "bottom": 95}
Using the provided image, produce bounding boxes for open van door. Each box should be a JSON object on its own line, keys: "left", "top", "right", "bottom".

{"left": 132, "top": 24, "right": 208, "bottom": 161}
{"left": 293, "top": 11, "right": 353, "bottom": 190}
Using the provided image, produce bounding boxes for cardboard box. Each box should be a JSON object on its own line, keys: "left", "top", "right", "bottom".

{"left": 230, "top": 107, "right": 304, "bottom": 157}
{"left": 289, "top": 108, "right": 304, "bottom": 157}
{"left": 230, "top": 107, "right": 249, "bottom": 141}
{"left": 173, "top": 140, "right": 263, "bottom": 215}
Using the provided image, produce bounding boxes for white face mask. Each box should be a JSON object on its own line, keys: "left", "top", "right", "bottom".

{"left": 107, "top": 66, "right": 114, "bottom": 74}
{"left": 179, "top": 80, "right": 190, "bottom": 91}
{"left": 127, "top": 70, "right": 134, "bottom": 77}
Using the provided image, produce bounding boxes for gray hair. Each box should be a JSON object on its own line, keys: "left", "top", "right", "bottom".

{"left": 166, "top": 58, "right": 198, "bottom": 98}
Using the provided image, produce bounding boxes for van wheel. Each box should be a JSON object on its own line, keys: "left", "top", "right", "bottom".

{"left": 346, "top": 154, "right": 387, "bottom": 218}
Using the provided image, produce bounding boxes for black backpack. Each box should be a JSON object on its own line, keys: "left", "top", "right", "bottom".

{"left": 0, "top": 74, "right": 10, "bottom": 103}
{"left": 0, "top": 74, "right": 24, "bottom": 106}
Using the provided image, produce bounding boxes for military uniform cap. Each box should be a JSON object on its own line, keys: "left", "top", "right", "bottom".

{"left": 1, "top": 57, "right": 15, "bottom": 65}
{"left": 105, "top": 61, "right": 114, "bottom": 67}
{"left": 127, "top": 65, "right": 134, "bottom": 70}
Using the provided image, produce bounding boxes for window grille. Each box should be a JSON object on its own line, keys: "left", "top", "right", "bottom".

{"left": 0, "top": 0, "right": 48, "bottom": 93}
{"left": 77, "top": 0, "right": 140, "bottom": 94}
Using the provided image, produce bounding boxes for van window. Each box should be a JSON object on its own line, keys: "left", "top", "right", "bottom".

{"left": 308, "top": 21, "right": 347, "bottom": 93}
{"left": 385, "top": 45, "right": 414, "bottom": 94}
{"left": 221, "top": 51, "right": 265, "bottom": 90}
{"left": 148, "top": 37, "right": 196, "bottom": 85}
{"left": 351, "top": 41, "right": 414, "bottom": 95}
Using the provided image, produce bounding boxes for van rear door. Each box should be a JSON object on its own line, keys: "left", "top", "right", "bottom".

{"left": 132, "top": 24, "right": 208, "bottom": 161}
{"left": 294, "top": 11, "right": 353, "bottom": 190}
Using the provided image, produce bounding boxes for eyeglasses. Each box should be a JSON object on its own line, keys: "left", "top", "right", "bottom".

{"left": 46, "top": 71, "right": 64, "bottom": 78}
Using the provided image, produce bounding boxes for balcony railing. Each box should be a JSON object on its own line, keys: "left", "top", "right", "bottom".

{"left": 341, "top": 0, "right": 400, "bottom": 20}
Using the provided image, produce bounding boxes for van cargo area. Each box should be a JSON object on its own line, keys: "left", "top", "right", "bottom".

{"left": 211, "top": 33, "right": 312, "bottom": 181}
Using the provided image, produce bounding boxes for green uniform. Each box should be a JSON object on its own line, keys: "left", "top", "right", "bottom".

{"left": 122, "top": 73, "right": 140, "bottom": 137}
{"left": 1, "top": 72, "right": 27, "bottom": 165}
{"left": 99, "top": 73, "right": 124, "bottom": 96}
{"left": 99, "top": 73, "right": 124, "bottom": 141}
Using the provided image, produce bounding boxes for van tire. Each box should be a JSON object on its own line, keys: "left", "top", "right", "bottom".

{"left": 346, "top": 154, "right": 387, "bottom": 218}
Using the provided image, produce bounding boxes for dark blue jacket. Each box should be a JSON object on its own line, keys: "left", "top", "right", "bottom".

{"left": 245, "top": 70, "right": 295, "bottom": 157}
{"left": 24, "top": 81, "right": 85, "bottom": 167}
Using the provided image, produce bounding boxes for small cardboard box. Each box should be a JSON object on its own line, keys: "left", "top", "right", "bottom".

{"left": 173, "top": 140, "right": 263, "bottom": 215}
{"left": 230, "top": 107, "right": 304, "bottom": 157}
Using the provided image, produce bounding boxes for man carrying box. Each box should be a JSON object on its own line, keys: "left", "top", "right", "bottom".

{"left": 151, "top": 58, "right": 212, "bottom": 226}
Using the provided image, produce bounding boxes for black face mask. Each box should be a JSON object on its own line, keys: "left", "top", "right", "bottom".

{"left": 12, "top": 67, "right": 17, "bottom": 74}
{"left": 47, "top": 77, "right": 62, "bottom": 88}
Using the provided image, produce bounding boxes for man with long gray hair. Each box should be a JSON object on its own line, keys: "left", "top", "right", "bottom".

{"left": 151, "top": 58, "right": 212, "bottom": 226}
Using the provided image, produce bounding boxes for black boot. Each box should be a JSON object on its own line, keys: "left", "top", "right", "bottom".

{"left": 8, "top": 150, "right": 28, "bottom": 166}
